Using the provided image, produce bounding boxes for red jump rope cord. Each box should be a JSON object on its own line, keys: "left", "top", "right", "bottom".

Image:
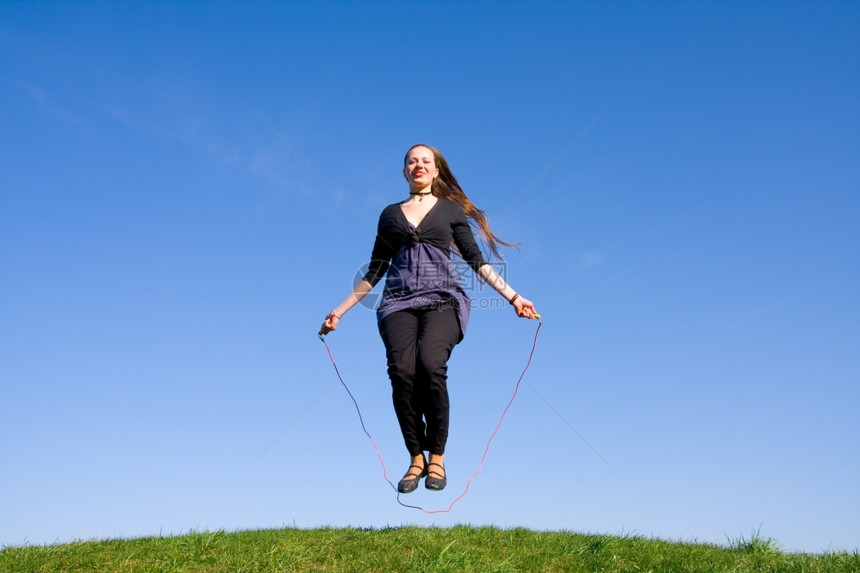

{"left": 318, "top": 319, "right": 542, "bottom": 513}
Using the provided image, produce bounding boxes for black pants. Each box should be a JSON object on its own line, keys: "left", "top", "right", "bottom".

{"left": 378, "top": 306, "right": 461, "bottom": 457}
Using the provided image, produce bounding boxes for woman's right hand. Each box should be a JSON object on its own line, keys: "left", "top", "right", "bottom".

{"left": 512, "top": 295, "right": 539, "bottom": 320}
{"left": 319, "top": 311, "right": 341, "bottom": 336}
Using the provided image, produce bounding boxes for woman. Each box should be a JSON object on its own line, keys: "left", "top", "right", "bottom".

{"left": 319, "top": 144, "right": 538, "bottom": 493}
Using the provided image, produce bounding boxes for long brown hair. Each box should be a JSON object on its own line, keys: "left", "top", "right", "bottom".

{"left": 404, "top": 144, "right": 516, "bottom": 259}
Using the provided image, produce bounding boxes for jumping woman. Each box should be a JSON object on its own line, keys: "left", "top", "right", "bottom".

{"left": 319, "top": 144, "right": 538, "bottom": 493}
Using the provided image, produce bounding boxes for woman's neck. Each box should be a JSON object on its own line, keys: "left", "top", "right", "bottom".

{"left": 408, "top": 184, "right": 434, "bottom": 201}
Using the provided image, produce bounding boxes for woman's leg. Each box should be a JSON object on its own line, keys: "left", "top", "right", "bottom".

{"left": 378, "top": 309, "right": 426, "bottom": 457}
{"left": 415, "top": 306, "right": 461, "bottom": 455}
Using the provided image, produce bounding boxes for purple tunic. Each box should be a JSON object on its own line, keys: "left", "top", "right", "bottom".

{"left": 362, "top": 199, "right": 488, "bottom": 340}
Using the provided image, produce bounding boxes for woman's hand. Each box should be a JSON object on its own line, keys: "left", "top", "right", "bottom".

{"left": 319, "top": 311, "right": 341, "bottom": 335}
{"left": 512, "top": 295, "right": 538, "bottom": 319}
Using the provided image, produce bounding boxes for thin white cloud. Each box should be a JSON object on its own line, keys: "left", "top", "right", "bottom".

{"left": 7, "top": 79, "right": 91, "bottom": 128}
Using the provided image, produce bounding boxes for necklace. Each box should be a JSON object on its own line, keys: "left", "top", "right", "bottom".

{"left": 410, "top": 190, "right": 432, "bottom": 201}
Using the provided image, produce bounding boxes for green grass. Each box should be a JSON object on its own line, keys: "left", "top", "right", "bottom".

{"left": 2, "top": 526, "right": 857, "bottom": 572}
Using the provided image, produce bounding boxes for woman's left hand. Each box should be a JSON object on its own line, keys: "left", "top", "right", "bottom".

{"left": 513, "top": 296, "right": 538, "bottom": 319}
{"left": 319, "top": 310, "right": 341, "bottom": 335}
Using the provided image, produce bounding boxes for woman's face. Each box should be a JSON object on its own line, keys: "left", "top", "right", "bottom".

{"left": 403, "top": 146, "right": 439, "bottom": 188}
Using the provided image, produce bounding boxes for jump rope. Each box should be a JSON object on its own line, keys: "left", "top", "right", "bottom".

{"left": 318, "top": 314, "right": 542, "bottom": 514}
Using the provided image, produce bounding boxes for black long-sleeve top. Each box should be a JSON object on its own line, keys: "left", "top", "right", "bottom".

{"left": 361, "top": 198, "right": 488, "bottom": 338}
{"left": 362, "top": 199, "right": 487, "bottom": 286}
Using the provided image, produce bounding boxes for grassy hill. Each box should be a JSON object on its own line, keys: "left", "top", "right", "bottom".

{"left": 2, "top": 526, "right": 857, "bottom": 572}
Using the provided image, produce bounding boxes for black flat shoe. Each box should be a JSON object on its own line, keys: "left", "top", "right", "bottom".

{"left": 397, "top": 460, "right": 427, "bottom": 494}
{"left": 425, "top": 462, "right": 446, "bottom": 491}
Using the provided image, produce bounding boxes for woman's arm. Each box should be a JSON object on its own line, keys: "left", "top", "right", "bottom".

{"left": 321, "top": 209, "right": 397, "bottom": 336}
{"left": 449, "top": 204, "right": 538, "bottom": 320}
{"left": 319, "top": 279, "right": 374, "bottom": 335}
{"left": 477, "top": 263, "right": 538, "bottom": 319}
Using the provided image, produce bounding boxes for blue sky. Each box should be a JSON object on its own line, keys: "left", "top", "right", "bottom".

{"left": 1, "top": 0, "right": 858, "bottom": 553}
